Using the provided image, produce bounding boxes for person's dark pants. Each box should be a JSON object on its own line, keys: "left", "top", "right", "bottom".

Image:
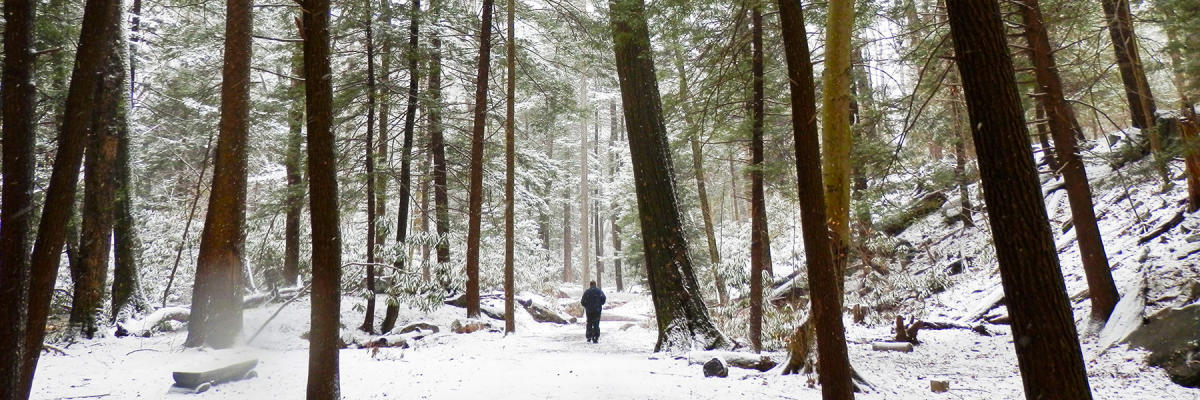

{"left": 586, "top": 311, "right": 601, "bottom": 342}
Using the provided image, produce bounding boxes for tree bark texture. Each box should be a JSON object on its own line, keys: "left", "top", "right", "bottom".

{"left": 184, "top": 0, "right": 252, "bottom": 349}
{"left": 748, "top": 2, "right": 770, "bottom": 354}
{"left": 72, "top": 31, "right": 127, "bottom": 337}
{"left": 504, "top": 0, "right": 517, "bottom": 334}
{"left": 946, "top": 1, "right": 1094, "bottom": 398}
{"left": 301, "top": 0, "right": 343, "bottom": 394}
{"left": 283, "top": 49, "right": 304, "bottom": 287}
{"left": 777, "top": 0, "right": 855, "bottom": 397}
{"left": 1, "top": 0, "right": 36, "bottom": 394}
{"left": 820, "top": 0, "right": 855, "bottom": 290}
{"left": 464, "top": 0, "right": 495, "bottom": 318}
{"left": 608, "top": 0, "right": 728, "bottom": 352}
{"left": 112, "top": 56, "right": 148, "bottom": 321}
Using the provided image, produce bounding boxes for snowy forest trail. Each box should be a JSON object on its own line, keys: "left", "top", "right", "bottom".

{"left": 27, "top": 287, "right": 1200, "bottom": 399}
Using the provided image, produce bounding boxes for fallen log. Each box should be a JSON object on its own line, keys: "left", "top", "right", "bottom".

{"left": 880, "top": 192, "right": 948, "bottom": 236}
{"left": 172, "top": 358, "right": 258, "bottom": 393}
{"left": 871, "top": 342, "right": 914, "bottom": 352}
{"left": 687, "top": 351, "right": 778, "bottom": 372}
{"left": 518, "top": 298, "right": 569, "bottom": 324}
{"left": 115, "top": 307, "right": 190, "bottom": 337}
{"left": 1138, "top": 209, "right": 1186, "bottom": 245}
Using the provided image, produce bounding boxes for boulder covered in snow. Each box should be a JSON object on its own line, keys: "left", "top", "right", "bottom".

{"left": 1124, "top": 303, "right": 1200, "bottom": 387}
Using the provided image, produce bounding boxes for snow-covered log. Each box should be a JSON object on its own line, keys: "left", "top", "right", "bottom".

{"left": 871, "top": 342, "right": 914, "bottom": 352}
{"left": 116, "top": 307, "right": 190, "bottom": 337}
{"left": 518, "top": 298, "right": 569, "bottom": 324}
{"left": 687, "top": 351, "right": 778, "bottom": 372}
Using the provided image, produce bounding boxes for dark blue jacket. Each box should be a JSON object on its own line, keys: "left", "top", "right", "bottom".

{"left": 581, "top": 287, "right": 606, "bottom": 316}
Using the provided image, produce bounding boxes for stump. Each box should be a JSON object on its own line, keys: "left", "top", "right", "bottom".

{"left": 931, "top": 380, "right": 950, "bottom": 393}
{"left": 703, "top": 358, "right": 728, "bottom": 378}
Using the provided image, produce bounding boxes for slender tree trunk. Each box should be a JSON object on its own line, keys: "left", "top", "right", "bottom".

{"left": 609, "top": 101, "right": 624, "bottom": 292}
{"left": 0, "top": 0, "right": 37, "bottom": 393}
{"left": 503, "top": 0, "right": 517, "bottom": 334}
{"left": 361, "top": 10, "right": 379, "bottom": 334}
{"left": 821, "top": 0, "right": 855, "bottom": 290}
{"left": 579, "top": 76, "right": 591, "bottom": 288}
{"left": 947, "top": 1, "right": 1094, "bottom": 398}
{"left": 950, "top": 85, "right": 974, "bottom": 227}
{"left": 395, "top": 0, "right": 422, "bottom": 263}
{"left": 563, "top": 200, "right": 573, "bottom": 282}
{"left": 1034, "top": 101, "right": 1059, "bottom": 172}
{"left": 428, "top": 0, "right": 450, "bottom": 265}
{"left": 608, "top": 0, "right": 728, "bottom": 352}
{"left": 464, "top": 0, "right": 495, "bottom": 318}
{"left": 1100, "top": 0, "right": 1157, "bottom": 131}
{"left": 376, "top": 0, "right": 391, "bottom": 261}
{"left": 22, "top": 0, "right": 123, "bottom": 393}
{"left": 185, "top": 0, "right": 252, "bottom": 349}
{"left": 678, "top": 55, "right": 727, "bottom": 305}
{"left": 748, "top": 1, "right": 769, "bottom": 353}
{"left": 301, "top": 0, "right": 342, "bottom": 393}
{"left": 1020, "top": 0, "right": 1119, "bottom": 322}
{"left": 283, "top": 50, "right": 304, "bottom": 287}
{"left": 777, "top": 1, "right": 854, "bottom": 397}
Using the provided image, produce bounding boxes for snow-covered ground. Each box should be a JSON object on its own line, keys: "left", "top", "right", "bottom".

{"left": 31, "top": 138, "right": 1200, "bottom": 399}
{"left": 30, "top": 290, "right": 1195, "bottom": 399}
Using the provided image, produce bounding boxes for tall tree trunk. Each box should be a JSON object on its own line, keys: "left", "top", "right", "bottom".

{"left": 947, "top": 1, "right": 1094, "bottom": 398}
{"left": 503, "top": 0, "right": 517, "bottom": 334}
{"left": 112, "top": 0, "right": 147, "bottom": 323}
{"left": 395, "top": 0, "right": 422, "bottom": 263}
{"left": 563, "top": 199, "right": 573, "bottom": 282}
{"left": 22, "top": 0, "right": 123, "bottom": 393}
{"left": 777, "top": 1, "right": 854, "bottom": 396}
{"left": 375, "top": 0, "right": 391, "bottom": 262}
{"left": 428, "top": 0, "right": 450, "bottom": 265}
{"left": 1020, "top": 0, "right": 1119, "bottom": 322}
{"left": 748, "top": 0, "right": 770, "bottom": 353}
{"left": 112, "top": 99, "right": 146, "bottom": 321}
{"left": 301, "top": 0, "right": 342, "bottom": 393}
{"left": 1100, "top": 0, "right": 1157, "bottom": 131}
{"left": 950, "top": 84, "right": 974, "bottom": 227}
{"left": 821, "top": 0, "right": 855, "bottom": 290}
{"left": 361, "top": 9, "right": 379, "bottom": 334}
{"left": 283, "top": 49, "right": 304, "bottom": 287}
{"left": 1, "top": 0, "right": 36, "bottom": 393}
{"left": 464, "top": 0, "right": 495, "bottom": 318}
{"left": 185, "top": 0, "right": 252, "bottom": 349}
{"left": 678, "top": 55, "right": 727, "bottom": 305}
{"left": 609, "top": 101, "right": 624, "bottom": 292}
{"left": 73, "top": 27, "right": 127, "bottom": 338}
{"left": 579, "top": 76, "right": 591, "bottom": 288}
{"left": 608, "top": 0, "right": 728, "bottom": 352}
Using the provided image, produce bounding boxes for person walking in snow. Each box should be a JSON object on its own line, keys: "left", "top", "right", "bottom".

{"left": 581, "top": 281, "right": 606, "bottom": 343}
